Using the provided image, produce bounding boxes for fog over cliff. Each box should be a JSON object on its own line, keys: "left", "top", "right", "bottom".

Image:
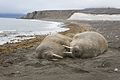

{"left": 0, "top": 0, "right": 120, "bottom": 13}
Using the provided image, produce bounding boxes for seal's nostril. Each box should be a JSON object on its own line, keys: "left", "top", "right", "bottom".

{"left": 72, "top": 49, "right": 82, "bottom": 58}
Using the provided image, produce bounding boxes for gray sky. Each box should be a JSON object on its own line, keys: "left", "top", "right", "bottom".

{"left": 0, "top": 0, "right": 120, "bottom": 13}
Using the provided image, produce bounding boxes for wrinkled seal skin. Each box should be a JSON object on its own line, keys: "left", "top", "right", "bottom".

{"left": 70, "top": 31, "right": 108, "bottom": 58}
{"left": 36, "top": 33, "right": 72, "bottom": 60}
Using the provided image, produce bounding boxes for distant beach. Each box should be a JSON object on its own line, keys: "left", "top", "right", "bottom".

{"left": 68, "top": 13, "right": 120, "bottom": 21}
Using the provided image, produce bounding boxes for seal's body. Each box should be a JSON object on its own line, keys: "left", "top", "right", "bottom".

{"left": 70, "top": 31, "right": 108, "bottom": 58}
{"left": 36, "top": 33, "right": 72, "bottom": 60}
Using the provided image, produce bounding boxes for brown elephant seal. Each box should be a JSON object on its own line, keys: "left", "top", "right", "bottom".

{"left": 36, "top": 33, "right": 72, "bottom": 60}
{"left": 64, "top": 31, "right": 108, "bottom": 58}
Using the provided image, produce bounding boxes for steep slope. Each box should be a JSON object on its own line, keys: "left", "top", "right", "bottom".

{"left": 22, "top": 8, "right": 120, "bottom": 19}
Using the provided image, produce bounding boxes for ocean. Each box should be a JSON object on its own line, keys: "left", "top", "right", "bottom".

{"left": 0, "top": 18, "right": 68, "bottom": 45}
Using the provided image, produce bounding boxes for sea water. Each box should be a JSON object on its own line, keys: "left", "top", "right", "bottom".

{"left": 0, "top": 18, "right": 69, "bottom": 45}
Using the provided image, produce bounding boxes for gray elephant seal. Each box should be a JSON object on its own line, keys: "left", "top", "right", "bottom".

{"left": 64, "top": 31, "right": 108, "bottom": 58}
{"left": 36, "top": 33, "right": 72, "bottom": 60}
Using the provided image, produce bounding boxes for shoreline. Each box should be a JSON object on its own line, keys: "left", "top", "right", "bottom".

{"left": 0, "top": 18, "right": 69, "bottom": 45}
{"left": 0, "top": 20, "right": 91, "bottom": 54}
{"left": 0, "top": 20, "right": 120, "bottom": 80}
{"left": 1, "top": 20, "right": 120, "bottom": 56}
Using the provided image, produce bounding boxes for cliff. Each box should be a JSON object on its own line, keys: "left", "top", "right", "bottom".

{"left": 21, "top": 10, "right": 81, "bottom": 19}
{"left": 22, "top": 8, "right": 120, "bottom": 19}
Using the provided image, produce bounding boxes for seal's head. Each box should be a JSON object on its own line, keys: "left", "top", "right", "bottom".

{"left": 63, "top": 45, "right": 83, "bottom": 58}
{"left": 72, "top": 46, "right": 82, "bottom": 58}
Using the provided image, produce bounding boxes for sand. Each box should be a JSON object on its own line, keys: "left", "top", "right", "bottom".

{"left": 0, "top": 20, "right": 120, "bottom": 80}
{"left": 68, "top": 13, "right": 120, "bottom": 21}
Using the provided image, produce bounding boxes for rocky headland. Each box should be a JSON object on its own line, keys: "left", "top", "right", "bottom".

{"left": 22, "top": 8, "right": 120, "bottom": 19}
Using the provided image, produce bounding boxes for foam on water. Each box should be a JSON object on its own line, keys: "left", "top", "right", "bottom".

{"left": 0, "top": 18, "right": 69, "bottom": 45}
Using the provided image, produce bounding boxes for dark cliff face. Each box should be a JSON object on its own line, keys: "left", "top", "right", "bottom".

{"left": 22, "top": 10, "right": 80, "bottom": 19}
{"left": 22, "top": 8, "right": 120, "bottom": 19}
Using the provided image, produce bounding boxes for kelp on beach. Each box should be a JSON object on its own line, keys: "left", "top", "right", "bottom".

{"left": 0, "top": 35, "right": 45, "bottom": 54}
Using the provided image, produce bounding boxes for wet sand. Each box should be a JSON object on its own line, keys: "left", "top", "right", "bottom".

{"left": 0, "top": 20, "right": 120, "bottom": 80}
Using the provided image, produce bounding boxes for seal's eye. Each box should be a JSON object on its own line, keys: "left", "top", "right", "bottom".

{"left": 73, "top": 48, "right": 79, "bottom": 54}
{"left": 74, "top": 50, "right": 78, "bottom": 53}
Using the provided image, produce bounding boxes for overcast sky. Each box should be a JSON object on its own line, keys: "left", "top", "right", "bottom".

{"left": 0, "top": 0, "right": 120, "bottom": 13}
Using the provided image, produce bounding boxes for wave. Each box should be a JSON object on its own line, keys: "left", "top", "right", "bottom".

{"left": 0, "top": 18, "right": 68, "bottom": 45}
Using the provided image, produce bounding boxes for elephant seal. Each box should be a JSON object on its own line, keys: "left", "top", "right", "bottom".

{"left": 64, "top": 31, "right": 108, "bottom": 58}
{"left": 36, "top": 33, "right": 72, "bottom": 60}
